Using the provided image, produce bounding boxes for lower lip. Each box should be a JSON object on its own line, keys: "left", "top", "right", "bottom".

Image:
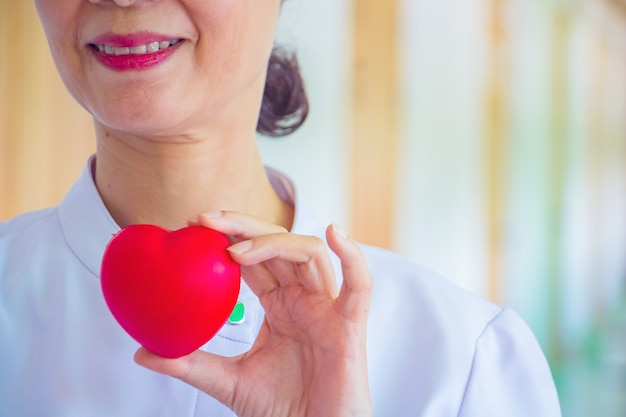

{"left": 91, "top": 43, "right": 181, "bottom": 71}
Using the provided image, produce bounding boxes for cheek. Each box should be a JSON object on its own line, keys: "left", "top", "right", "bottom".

{"left": 47, "top": 38, "right": 92, "bottom": 114}
{"left": 34, "top": 1, "right": 74, "bottom": 42}
{"left": 34, "top": 2, "right": 87, "bottom": 104}
{"left": 201, "top": 1, "right": 279, "bottom": 77}
{"left": 196, "top": 0, "right": 280, "bottom": 55}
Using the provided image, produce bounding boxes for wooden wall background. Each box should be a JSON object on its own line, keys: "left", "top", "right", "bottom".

{"left": 0, "top": 1, "right": 95, "bottom": 221}
{"left": 350, "top": 0, "right": 399, "bottom": 250}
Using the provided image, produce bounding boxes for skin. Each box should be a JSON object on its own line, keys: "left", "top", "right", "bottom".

{"left": 34, "top": 0, "right": 374, "bottom": 415}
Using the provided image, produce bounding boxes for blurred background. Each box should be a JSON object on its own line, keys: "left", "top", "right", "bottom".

{"left": 1, "top": 0, "right": 625, "bottom": 415}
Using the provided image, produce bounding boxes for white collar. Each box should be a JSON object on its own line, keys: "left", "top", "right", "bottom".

{"left": 58, "top": 155, "right": 326, "bottom": 279}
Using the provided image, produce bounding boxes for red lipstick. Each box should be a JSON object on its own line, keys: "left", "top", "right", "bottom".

{"left": 89, "top": 32, "right": 182, "bottom": 72}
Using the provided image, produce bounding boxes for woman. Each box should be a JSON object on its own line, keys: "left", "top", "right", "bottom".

{"left": 0, "top": 0, "right": 561, "bottom": 416}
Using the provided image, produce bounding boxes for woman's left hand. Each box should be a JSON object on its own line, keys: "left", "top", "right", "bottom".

{"left": 134, "top": 211, "right": 374, "bottom": 417}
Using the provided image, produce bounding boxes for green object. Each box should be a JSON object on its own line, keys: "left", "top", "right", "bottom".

{"left": 228, "top": 302, "right": 245, "bottom": 325}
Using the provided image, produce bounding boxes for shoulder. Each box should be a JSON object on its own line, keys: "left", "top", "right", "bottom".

{"left": 457, "top": 307, "right": 561, "bottom": 415}
{"left": 0, "top": 207, "right": 61, "bottom": 244}
{"left": 361, "top": 243, "right": 502, "bottom": 331}
{"left": 0, "top": 207, "right": 65, "bottom": 272}
{"left": 361, "top": 243, "right": 503, "bottom": 364}
{"left": 361, "top": 244, "right": 560, "bottom": 415}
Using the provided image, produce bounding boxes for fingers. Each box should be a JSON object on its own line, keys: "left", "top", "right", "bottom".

{"left": 326, "top": 224, "right": 374, "bottom": 321}
{"left": 193, "top": 211, "right": 338, "bottom": 298}
{"left": 134, "top": 347, "right": 237, "bottom": 409}
{"left": 229, "top": 233, "right": 338, "bottom": 297}
{"left": 192, "top": 211, "right": 372, "bottom": 317}
{"left": 192, "top": 211, "right": 288, "bottom": 241}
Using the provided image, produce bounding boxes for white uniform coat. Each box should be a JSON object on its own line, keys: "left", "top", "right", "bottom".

{"left": 0, "top": 157, "right": 561, "bottom": 416}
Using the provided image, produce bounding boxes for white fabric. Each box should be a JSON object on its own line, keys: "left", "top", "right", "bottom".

{"left": 0, "top": 156, "right": 561, "bottom": 416}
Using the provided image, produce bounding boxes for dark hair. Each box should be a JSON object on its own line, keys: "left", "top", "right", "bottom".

{"left": 256, "top": 47, "right": 309, "bottom": 137}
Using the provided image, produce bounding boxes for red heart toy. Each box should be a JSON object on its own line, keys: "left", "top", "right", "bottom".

{"left": 100, "top": 224, "right": 241, "bottom": 358}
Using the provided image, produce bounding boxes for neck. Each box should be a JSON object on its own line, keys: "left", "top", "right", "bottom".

{"left": 93, "top": 125, "right": 293, "bottom": 231}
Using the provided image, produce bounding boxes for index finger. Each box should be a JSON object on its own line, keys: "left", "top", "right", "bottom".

{"left": 193, "top": 211, "right": 288, "bottom": 240}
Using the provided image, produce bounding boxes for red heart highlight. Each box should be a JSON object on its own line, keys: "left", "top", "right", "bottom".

{"left": 100, "top": 225, "right": 241, "bottom": 358}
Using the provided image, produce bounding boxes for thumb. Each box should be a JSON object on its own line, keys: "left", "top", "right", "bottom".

{"left": 326, "top": 224, "right": 374, "bottom": 321}
{"left": 134, "top": 347, "right": 237, "bottom": 407}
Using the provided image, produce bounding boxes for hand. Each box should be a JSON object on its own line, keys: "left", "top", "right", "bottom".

{"left": 134, "top": 211, "right": 374, "bottom": 417}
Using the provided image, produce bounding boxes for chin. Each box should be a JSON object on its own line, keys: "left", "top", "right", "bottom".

{"left": 94, "top": 103, "right": 190, "bottom": 138}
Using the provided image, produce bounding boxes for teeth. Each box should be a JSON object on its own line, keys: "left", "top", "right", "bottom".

{"left": 95, "top": 40, "right": 180, "bottom": 56}
{"left": 129, "top": 44, "right": 147, "bottom": 54}
{"left": 114, "top": 47, "right": 130, "bottom": 56}
{"left": 147, "top": 42, "right": 160, "bottom": 53}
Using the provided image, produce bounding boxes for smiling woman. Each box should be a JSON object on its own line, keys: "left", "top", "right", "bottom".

{"left": 0, "top": 1, "right": 561, "bottom": 416}
{"left": 0, "top": 2, "right": 306, "bottom": 224}
{"left": 35, "top": 0, "right": 284, "bottom": 142}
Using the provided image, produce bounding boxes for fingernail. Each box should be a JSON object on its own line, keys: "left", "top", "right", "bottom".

{"left": 228, "top": 240, "right": 253, "bottom": 255}
{"left": 200, "top": 211, "right": 223, "bottom": 219}
{"left": 332, "top": 223, "right": 349, "bottom": 240}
